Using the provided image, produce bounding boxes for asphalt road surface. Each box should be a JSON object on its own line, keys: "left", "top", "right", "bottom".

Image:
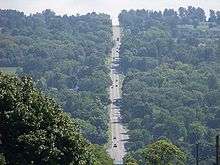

{"left": 108, "top": 26, "right": 129, "bottom": 165}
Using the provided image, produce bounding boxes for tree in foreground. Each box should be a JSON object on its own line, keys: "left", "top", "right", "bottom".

{"left": 0, "top": 73, "right": 93, "bottom": 164}
{"left": 142, "top": 139, "right": 186, "bottom": 165}
{"left": 0, "top": 153, "right": 5, "bottom": 165}
{"left": 123, "top": 154, "right": 139, "bottom": 165}
{"left": 92, "top": 145, "right": 113, "bottom": 165}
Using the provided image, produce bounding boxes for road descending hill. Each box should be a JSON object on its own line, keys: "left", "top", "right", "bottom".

{"left": 108, "top": 26, "right": 129, "bottom": 165}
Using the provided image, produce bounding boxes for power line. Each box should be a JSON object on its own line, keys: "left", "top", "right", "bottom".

{"left": 196, "top": 143, "right": 199, "bottom": 165}
{"left": 216, "top": 135, "right": 219, "bottom": 165}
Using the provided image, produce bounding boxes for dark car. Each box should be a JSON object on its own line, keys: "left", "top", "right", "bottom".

{"left": 113, "top": 137, "right": 116, "bottom": 140}
{"left": 116, "top": 85, "right": 118, "bottom": 87}
{"left": 113, "top": 144, "right": 117, "bottom": 147}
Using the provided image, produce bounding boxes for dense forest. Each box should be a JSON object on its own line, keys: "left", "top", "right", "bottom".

{"left": 0, "top": 73, "right": 113, "bottom": 164}
{"left": 0, "top": 9, "right": 113, "bottom": 145}
{"left": 0, "top": 9, "right": 114, "bottom": 164}
{"left": 119, "top": 7, "right": 220, "bottom": 164}
{"left": 1, "top": 6, "right": 220, "bottom": 165}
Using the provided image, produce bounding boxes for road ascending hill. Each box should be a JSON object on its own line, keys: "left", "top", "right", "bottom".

{"left": 107, "top": 26, "right": 129, "bottom": 165}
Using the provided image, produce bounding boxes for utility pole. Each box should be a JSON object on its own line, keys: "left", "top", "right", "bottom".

{"left": 216, "top": 135, "right": 219, "bottom": 165}
{"left": 196, "top": 143, "right": 199, "bottom": 165}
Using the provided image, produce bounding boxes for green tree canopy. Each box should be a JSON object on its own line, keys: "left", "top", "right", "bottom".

{"left": 0, "top": 73, "right": 92, "bottom": 164}
{"left": 142, "top": 139, "right": 186, "bottom": 165}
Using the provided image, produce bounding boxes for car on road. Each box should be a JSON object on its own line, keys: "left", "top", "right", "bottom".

{"left": 116, "top": 85, "right": 118, "bottom": 87}
{"left": 113, "top": 137, "right": 116, "bottom": 140}
{"left": 113, "top": 144, "right": 117, "bottom": 147}
{"left": 113, "top": 116, "right": 118, "bottom": 120}
{"left": 111, "top": 86, "right": 113, "bottom": 89}
{"left": 113, "top": 98, "right": 122, "bottom": 106}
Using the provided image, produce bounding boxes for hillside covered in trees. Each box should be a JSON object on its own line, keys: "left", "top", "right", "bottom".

{"left": 1, "top": 5, "right": 220, "bottom": 165}
{"left": 119, "top": 7, "right": 220, "bottom": 164}
{"left": 0, "top": 9, "right": 113, "bottom": 145}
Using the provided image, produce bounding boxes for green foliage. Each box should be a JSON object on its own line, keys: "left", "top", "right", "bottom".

{"left": 124, "top": 154, "right": 139, "bottom": 165}
{"left": 92, "top": 145, "right": 113, "bottom": 165}
{"left": 0, "top": 73, "right": 92, "bottom": 164}
{"left": 119, "top": 7, "right": 220, "bottom": 164}
{"left": 142, "top": 140, "right": 186, "bottom": 165}
{"left": 0, "top": 9, "right": 113, "bottom": 144}
{"left": 0, "top": 153, "right": 6, "bottom": 165}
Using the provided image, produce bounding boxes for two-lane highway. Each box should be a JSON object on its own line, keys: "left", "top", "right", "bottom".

{"left": 108, "top": 26, "right": 129, "bottom": 165}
